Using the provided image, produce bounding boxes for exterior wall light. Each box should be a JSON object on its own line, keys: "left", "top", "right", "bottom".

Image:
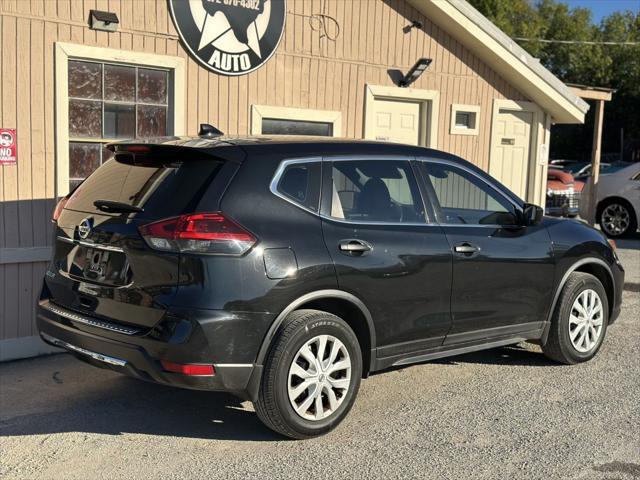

{"left": 399, "top": 58, "right": 432, "bottom": 87}
{"left": 89, "top": 10, "right": 120, "bottom": 33}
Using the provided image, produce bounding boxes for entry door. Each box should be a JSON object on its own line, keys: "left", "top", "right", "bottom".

{"left": 490, "top": 109, "right": 533, "bottom": 199}
{"left": 370, "top": 98, "right": 422, "bottom": 146}
{"left": 320, "top": 158, "right": 452, "bottom": 358}
{"left": 420, "top": 160, "right": 555, "bottom": 343}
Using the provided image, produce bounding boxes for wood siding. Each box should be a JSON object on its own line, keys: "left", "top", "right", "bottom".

{"left": 0, "top": 0, "right": 527, "bottom": 342}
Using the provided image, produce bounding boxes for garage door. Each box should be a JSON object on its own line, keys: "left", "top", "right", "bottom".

{"left": 490, "top": 109, "right": 533, "bottom": 199}
{"left": 370, "top": 98, "right": 422, "bottom": 146}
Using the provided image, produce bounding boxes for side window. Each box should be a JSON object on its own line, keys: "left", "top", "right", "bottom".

{"left": 425, "top": 163, "right": 518, "bottom": 225}
{"left": 276, "top": 161, "right": 321, "bottom": 212}
{"left": 329, "top": 160, "right": 425, "bottom": 223}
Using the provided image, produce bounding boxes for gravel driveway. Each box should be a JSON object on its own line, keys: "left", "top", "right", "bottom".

{"left": 1, "top": 238, "right": 638, "bottom": 480}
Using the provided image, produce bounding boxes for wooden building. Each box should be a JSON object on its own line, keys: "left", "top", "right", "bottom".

{"left": 0, "top": 0, "right": 588, "bottom": 360}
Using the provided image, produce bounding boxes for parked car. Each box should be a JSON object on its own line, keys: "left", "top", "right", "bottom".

{"left": 581, "top": 162, "right": 640, "bottom": 237}
{"left": 549, "top": 159, "right": 580, "bottom": 169}
{"left": 563, "top": 161, "right": 628, "bottom": 182}
{"left": 546, "top": 168, "right": 584, "bottom": 217}
{"left": 38, "top": 134, "right": 624, "bottom": 439}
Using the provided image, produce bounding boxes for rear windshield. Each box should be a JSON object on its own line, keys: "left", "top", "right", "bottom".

{"left": 65, "top": 156, "right": 224, "bottom": 219}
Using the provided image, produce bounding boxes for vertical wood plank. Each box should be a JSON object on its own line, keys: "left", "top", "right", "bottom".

{"left": 16, "top": 17, "right": 33, "bottom": 249}
{"left": 31, "top": 19, "right": 47, "bottom": 247}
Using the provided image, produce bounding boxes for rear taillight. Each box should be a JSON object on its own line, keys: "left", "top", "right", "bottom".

{"left": 52, "top": 197, "right": 69, "bottom": 222}
{"left": 139, "top": 212, "right": 256, "bottom": 255}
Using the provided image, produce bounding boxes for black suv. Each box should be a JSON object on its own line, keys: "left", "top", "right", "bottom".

{"left": 38, "top": 135, "right": 624, "bottom": 439}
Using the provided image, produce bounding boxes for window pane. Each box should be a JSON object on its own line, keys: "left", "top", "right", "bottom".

{"left": 262, "top": 118, "right": 333, "bottom": 136}
{"left": 455, "top": 112, "right": 471, "bottom": 128}
{"left": 68, "top": 60, "right": 102, "bottom": 99}
{"left": 138, "top": 68, "right": 168, "bottom": 104}
{"left": 104, "top": 103, "right": 135, "bottom": 139}
{"left": 137, "top": 105, "right": 167, "bottom": 137}
{"left": 69, "top": 142, "right": 101, "bottom": 183}
{"left": 69, "top": 100, "right": 102, "bottom": 138}
{"left": 277, "top": 162, "right": 321, "bottom": 211}
{"left": 330, "top": 160, "right": 424, "bottom": 223}
{"left": 426, "top": 164, "right": 516, "bottom": 225}
{"left": 104, "top": 64, "right": 136, "bottom": 102}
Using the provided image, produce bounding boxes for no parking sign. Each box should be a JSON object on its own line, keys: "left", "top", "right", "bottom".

{"left": 0, "top": 128, "right": 17, "bottom": 165}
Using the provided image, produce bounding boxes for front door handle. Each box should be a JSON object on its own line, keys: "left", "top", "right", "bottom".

{"left": 454, "top": 242, "right": 480, "bottom": 256}
{"left": 339, "top": 239, "right": 372, "bottom": 256}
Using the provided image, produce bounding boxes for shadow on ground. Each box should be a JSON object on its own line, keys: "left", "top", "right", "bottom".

{"left": 0, "top": 372, "right": 280, "bottom": 442}
{"left": 1, "top": 344, "right": 553, "bottom": 442}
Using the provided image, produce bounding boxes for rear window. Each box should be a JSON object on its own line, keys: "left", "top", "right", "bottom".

{"left": 65, "top": 156, "right": 224, "bottom": 219}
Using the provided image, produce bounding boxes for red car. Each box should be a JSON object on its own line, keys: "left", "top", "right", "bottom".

{"left": 546, "top": 168, "right": 584, "bottom": 217}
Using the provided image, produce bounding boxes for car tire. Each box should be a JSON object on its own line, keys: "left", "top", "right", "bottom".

{"left": 542, "top": 272, "right": 609, "bottom": 365}
{"left": 598, "top": 199, "right": 637, "bottom": 238}
{"left": 254, "top": 309, "right": 362, "bottom": 439}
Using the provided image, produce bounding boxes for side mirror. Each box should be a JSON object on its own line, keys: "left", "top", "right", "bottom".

{"left": 523, "top": 203, "right": 543, "bottom": 226}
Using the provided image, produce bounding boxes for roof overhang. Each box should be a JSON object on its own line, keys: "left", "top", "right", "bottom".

{"left": 567, "top": 83, "right": 615, "bottom": 102}
{"left": 406, "top": 0, "right": 589, "bottom": 124}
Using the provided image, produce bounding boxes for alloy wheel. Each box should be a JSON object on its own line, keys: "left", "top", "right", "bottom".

{"left": 287, "top": 334, "right": 352, "bottom": 421}
{"left": 601, "top": 203, "right": 630, "bottom": 236}
{"left": 569, "top": 289, "right": 604, "bottom": 353}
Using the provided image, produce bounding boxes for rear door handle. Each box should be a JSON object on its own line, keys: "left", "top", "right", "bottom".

{"left": 454, "top": 242, "right": 480, "bottom": 255}
{"left": 339, "top": 239, "right": 372, "bottom": 256}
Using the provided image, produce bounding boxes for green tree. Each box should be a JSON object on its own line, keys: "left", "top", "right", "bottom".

{"left": 468, "top": 0, "right": 640, "bottom": 161}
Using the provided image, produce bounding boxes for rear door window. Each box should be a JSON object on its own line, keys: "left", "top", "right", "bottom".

{"left": 327, "top": 159, "right": 425, "bottom": 223}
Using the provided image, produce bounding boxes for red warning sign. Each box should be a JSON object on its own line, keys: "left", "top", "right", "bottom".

{"left": 0, "top": 128, "right": 17, "bottom": 165}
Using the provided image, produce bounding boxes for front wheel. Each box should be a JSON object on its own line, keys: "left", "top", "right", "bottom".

{"left": 542, "top": 272, "right": 608, "bottom": 364}
{"left": 254, "top": 309, "right": 362, "bottom": 439}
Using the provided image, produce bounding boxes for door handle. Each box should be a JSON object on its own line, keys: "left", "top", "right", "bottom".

{"left": 454, "top": 242, "right": 480, "bottom": 255}
{"left": 339, "top": 239, "right": 372, "bottom": 256}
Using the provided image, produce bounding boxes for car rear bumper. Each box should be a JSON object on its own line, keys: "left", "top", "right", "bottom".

{"left": 36, "top": 300, "right": 266, "bottom": 401}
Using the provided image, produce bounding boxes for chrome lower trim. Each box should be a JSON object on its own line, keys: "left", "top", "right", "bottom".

{"left": 41, "top": 332, "right": 127, "bottom": 367}
{"left": 57, "top": 236, "right": 124, "bottom": 253}
{"left": 42, "top": 301, "right": 141, "bottom": 336}
{"left": 214, "top": 363, "right": 254, "bottom": 368}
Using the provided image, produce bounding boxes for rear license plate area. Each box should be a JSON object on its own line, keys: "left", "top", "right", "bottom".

{"left": 71, "top": 246, "right": 129, "bottom": 285}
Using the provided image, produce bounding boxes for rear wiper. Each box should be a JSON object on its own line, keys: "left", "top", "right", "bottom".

{"left": 94, "top": 200, "right": 144, "bottom": 214}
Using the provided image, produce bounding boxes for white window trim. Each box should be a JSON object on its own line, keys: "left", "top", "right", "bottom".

{"left": 251, "top": 105, "right": 342, "bottom": 136}
{"left": 450, "top": 104, "right": 481, "bottom": 136}
{"left": 55, "top": 42, "right": 186, "bottom": 196}
{"left": 364, "top": 85, "right": 439, "bottom": 148}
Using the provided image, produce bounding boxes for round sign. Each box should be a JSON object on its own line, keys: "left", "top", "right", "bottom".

{"left": 169, "top": 0, "right": 286, "bottom": 76}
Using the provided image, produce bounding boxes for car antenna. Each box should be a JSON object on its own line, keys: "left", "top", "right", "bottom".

{"left": 199, "top": 123, "right": 224, "bottom": 138}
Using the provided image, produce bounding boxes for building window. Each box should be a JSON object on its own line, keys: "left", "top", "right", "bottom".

{"left": 67, "top": 60, "right": 170, "bottom": 190}
{"left": 251, "top": 105, "right": 341, "bottom": 137}
{"left": 450, "top": 104, "right": 480, "bottom": 136}
{"left": 262, "top": 118, "right": 333, "bottom": 136}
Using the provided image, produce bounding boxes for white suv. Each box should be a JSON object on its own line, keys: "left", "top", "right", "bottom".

{"left": 581, "top": 163, "right": 640, "bottom": 237}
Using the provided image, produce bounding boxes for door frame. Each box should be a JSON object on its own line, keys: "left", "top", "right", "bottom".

{"left": 488, "top": 99, "right": 547, "bottom": 205}
{"left": 364, "top": 85, "right": 439, "bottom": 148}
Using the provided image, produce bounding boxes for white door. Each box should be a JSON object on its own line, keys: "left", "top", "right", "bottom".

{"left": 370, "top": 98, "right": 422, "bottom": 146}
{"left": 490, "top": 109, "right": 533, "bottom": 198}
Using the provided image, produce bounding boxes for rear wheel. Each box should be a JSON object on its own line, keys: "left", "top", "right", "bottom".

{"left": 599, "top": 199, "right": 637, "bottom": 237}
{"left": 542, "top": 272, "right": 608, "bottom": 364}
{"left": 255, "top": 309, "right": 362, "bottom": 439}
